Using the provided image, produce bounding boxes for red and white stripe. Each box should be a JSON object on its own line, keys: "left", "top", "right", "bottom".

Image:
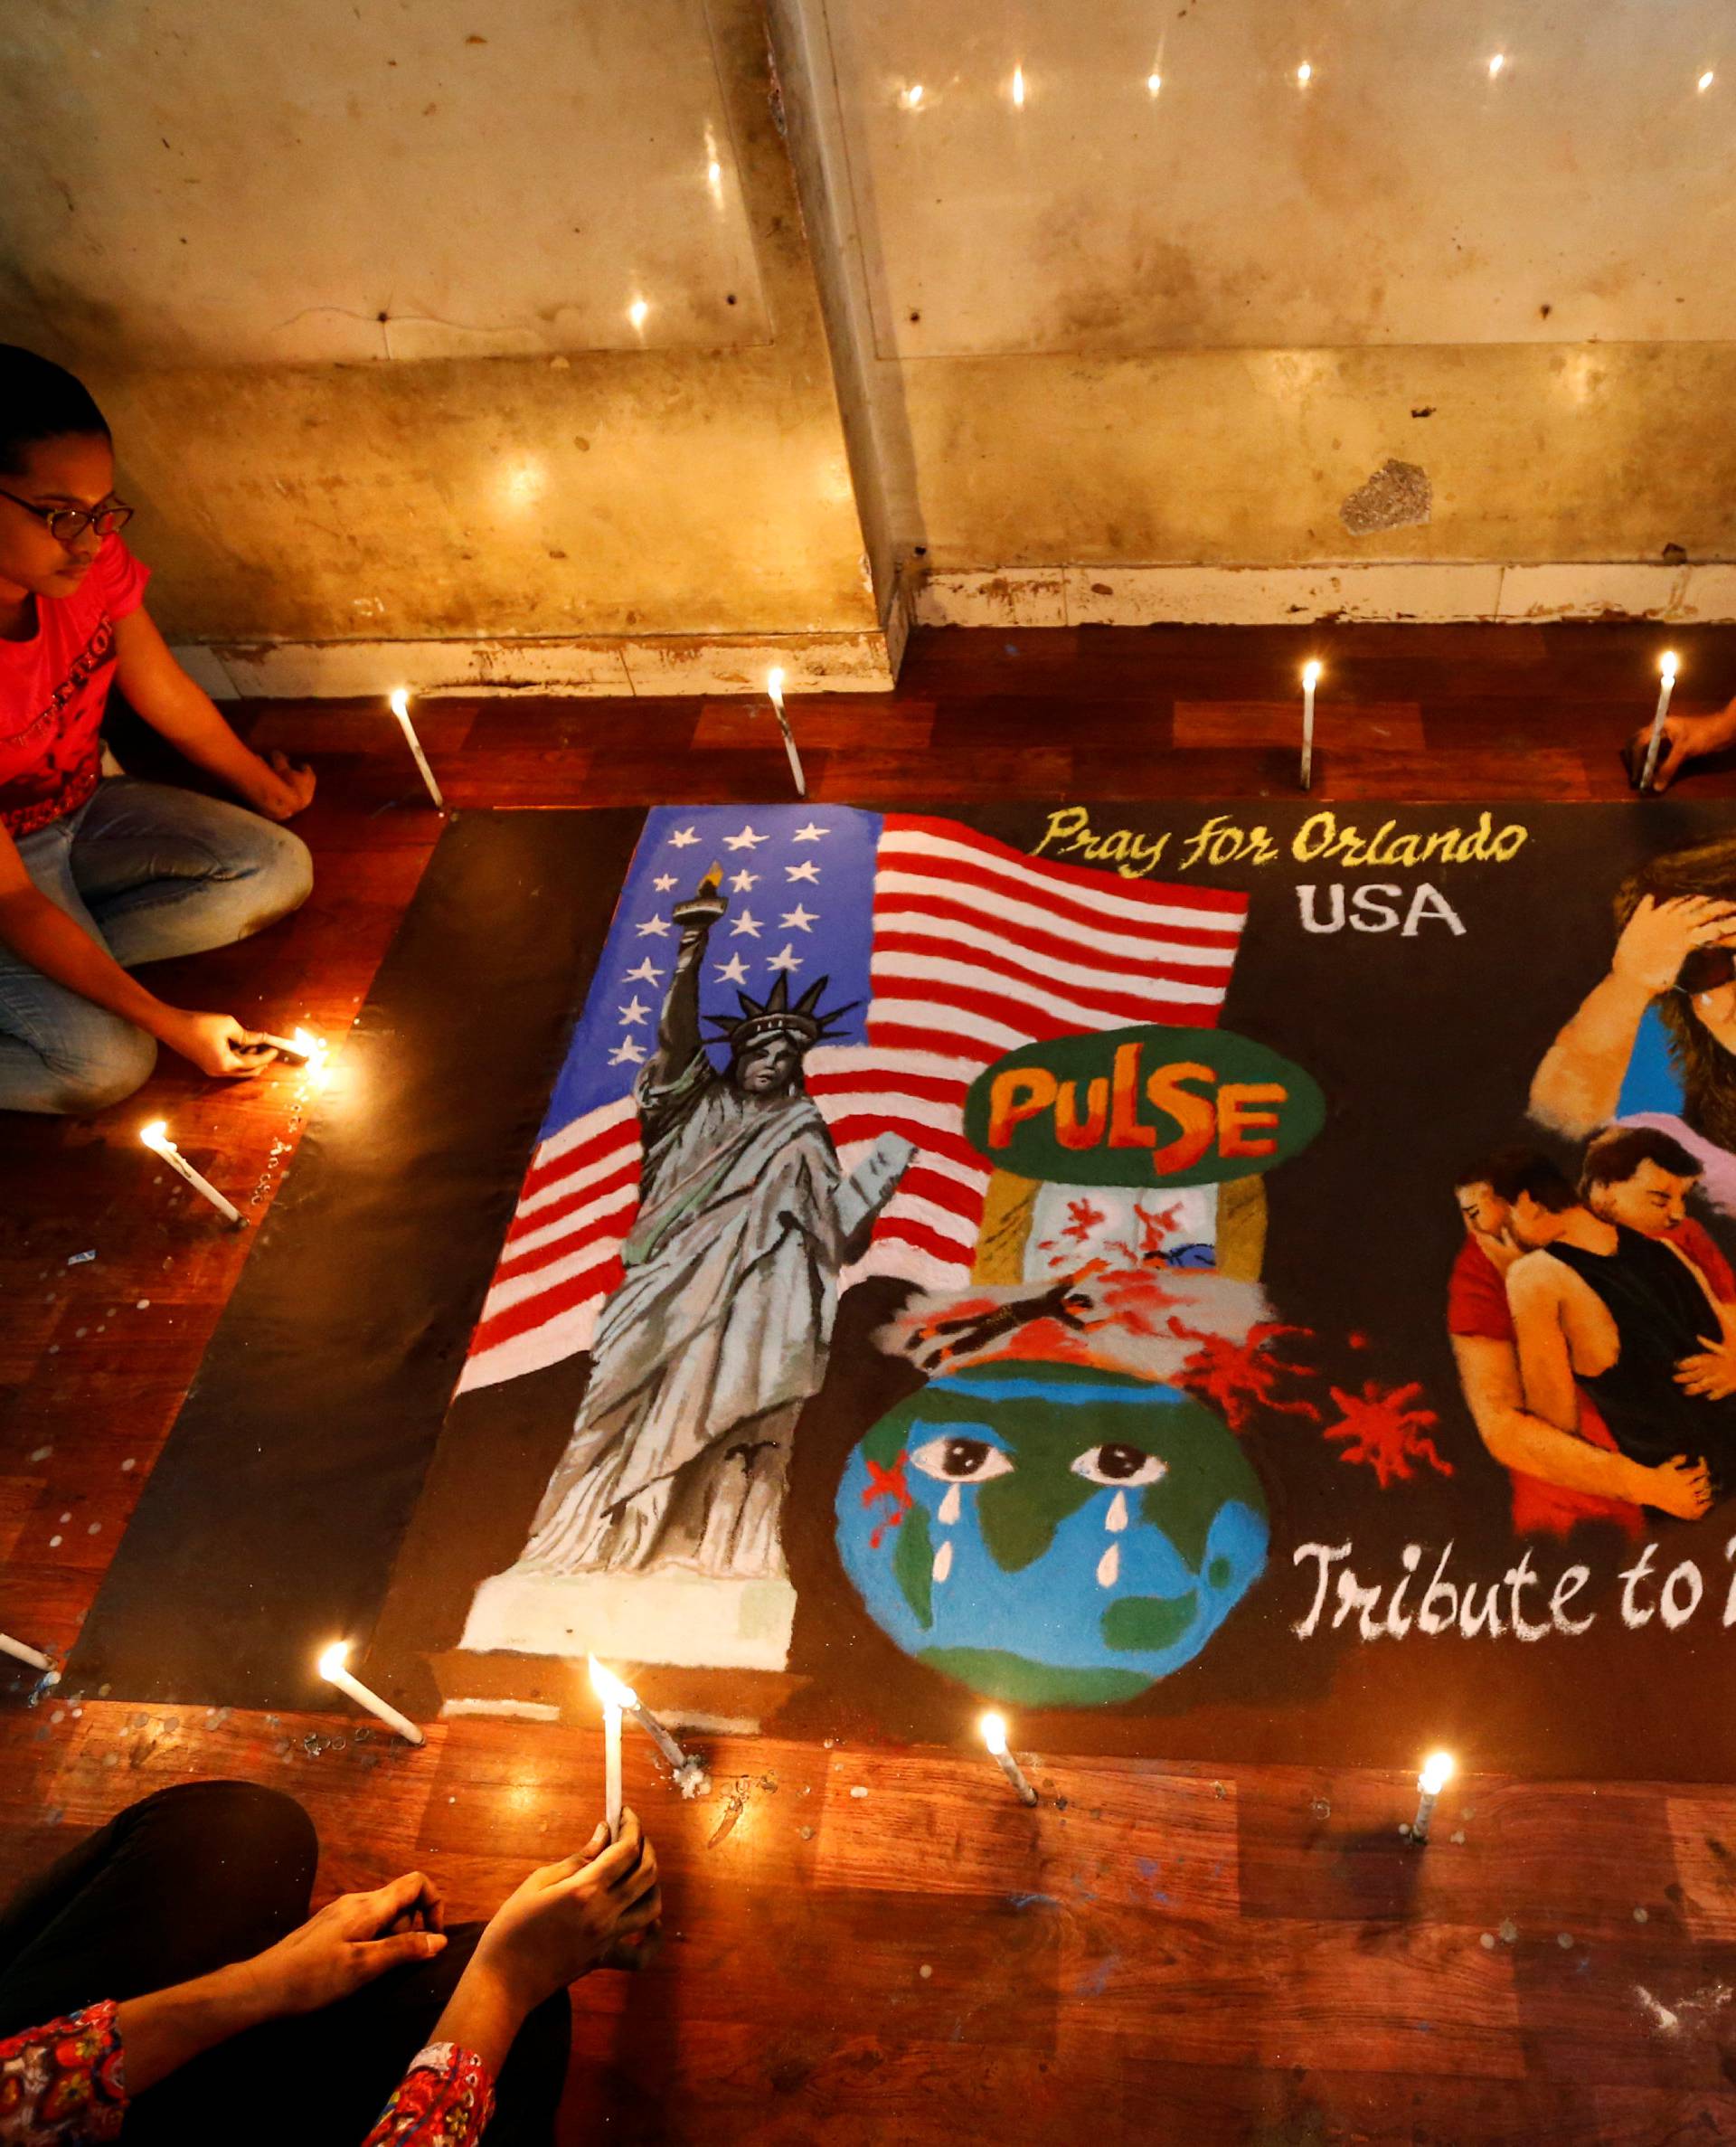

{"left": 459, "top": 814, "right": 1247, "bottom": 1393}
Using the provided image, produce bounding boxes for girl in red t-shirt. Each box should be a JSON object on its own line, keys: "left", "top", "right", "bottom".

{"left": 0, "top": 347, "right": 315, "bottom": 1113}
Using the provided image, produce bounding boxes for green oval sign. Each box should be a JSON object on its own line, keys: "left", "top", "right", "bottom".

{"left": 963, "top": 1024, "right": 1325, "bottom": 1189}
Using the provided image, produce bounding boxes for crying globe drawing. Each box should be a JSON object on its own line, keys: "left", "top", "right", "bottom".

{"left": 835, "top": 1358, "right": 1269, "bottom": 1707}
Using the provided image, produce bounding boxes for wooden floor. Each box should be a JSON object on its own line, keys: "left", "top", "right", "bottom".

{"left": 6, "top": 621, "right": 1736, "bottom": 2145}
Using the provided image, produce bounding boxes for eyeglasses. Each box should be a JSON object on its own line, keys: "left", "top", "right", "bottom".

{"left": 0, "top": 485, "right": 134, "bottom": 546}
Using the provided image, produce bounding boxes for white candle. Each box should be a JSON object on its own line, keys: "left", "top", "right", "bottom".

{"left": 603, "top": 1701, "right": 624, "bottom": 1840}
{"left": 1411, "top": 1748, "right": 1455, "bottom": 1842}
{"left": 1300, "top": 659, "right": 1322, "bottom": 791}
{"left": 1638, "top": 651, "right": 1680, "bottom": 792}
{"left": 0, "top": 1632, "right": 58, "bottom": 1682}
{"left": 140, "top": 1121, "right": 242, "bottom": 1227}
{"left": 317, "top": 1642, "right": 425, "bottom": 1746}
{"left": 980, "top": 1712, "right": 1038, "bottom": 1805}
{"left": 766, "top": 667, "right": 807, "bottom": 799}
{"left": 389, "top": 688, "right": 446, "bottom": 810}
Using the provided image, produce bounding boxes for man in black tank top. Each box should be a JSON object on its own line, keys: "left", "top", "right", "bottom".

{"left": 1498, "top": 1152, "right": 1736, "bottom": 1497}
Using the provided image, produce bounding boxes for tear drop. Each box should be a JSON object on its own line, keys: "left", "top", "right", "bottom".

{"left": 1105, "top": 1490, "right": 1128, "bottom": 1533}
{"left": 938, "top": 1483, "right": 962, "bottom": 1526}
{"left": 933, "top": 1539, "right": 954, "bottom": 1584}
{"left": 1097, "top": 1542, "right": 1120, "bottom": 1589}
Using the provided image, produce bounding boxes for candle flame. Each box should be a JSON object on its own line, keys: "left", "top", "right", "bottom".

{"left": 317, "top": 1641, "right": 350, "bottom": 1679}
{"left": 1420, "top": 1749, "right": 1455, "bottom": 1795}
{"left": 981, "top": 1711, "right": 1009, "bottom": 1757}
{"left": 389, "top": 687, "right": 410, "bottom": 720}
{"left": 1146, "top": 71, "right": 1162, "bottom": 96}
{"left": 1296, "top": 61, "right": 1312, "bottom": 86}
{"left": 139, "top": 1119, "right": 170, "bottom": 1153}
{"left": 1488, "top": 52, "right": 1505, "bottom": 79}
{"left": 1303, "top": 659, "right": 1323, "bottom": 687}
{"left": 628, "top": 297, "right": 649, "bottom": 332}
{"left": 292, "top": 1026, "right": 332, "bottom": 1088}
{"left": 1661, "top": 650, "right": 1680, "bottom": 682}
{"left": 1011, "top": 65, "right": 1025, "bottom": 107}
{"left": 768, "top": 665, "right": 786, "bottom": 701}
{"left": 589, "top": 1654, "right": 637, "bottom": 1710}
{"left": 1699, "top": 70, "right": 1715, "bottom": 92}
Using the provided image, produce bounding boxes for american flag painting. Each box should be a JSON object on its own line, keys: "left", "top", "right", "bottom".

{"left": 459, "top": 807, "right": 1250, "bottom": 1394}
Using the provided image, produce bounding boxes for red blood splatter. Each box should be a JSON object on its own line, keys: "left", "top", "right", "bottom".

{"left": 1322, "top": 1380, "right": 1451, "bottom": 1488}
{"left": 1061, "top": 1196, "right": 1107, "bottom": 1245}
{"left": 1105, "top": 1196, "right": 1184, "bottom": 1266}
{"left": 1168, "top": 1319, "right": 1323, "bottom": 1433}
{"left": 863, "top": 1455, "right": 914, "bottom": 1549}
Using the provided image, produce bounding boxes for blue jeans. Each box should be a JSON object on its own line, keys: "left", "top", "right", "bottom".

{"left": 0, "top": 779, "right": 314, "bottom": 1116}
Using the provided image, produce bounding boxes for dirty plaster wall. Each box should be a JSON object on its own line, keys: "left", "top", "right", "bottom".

{"left": 0, "top": 0, "right": 878, "bottom": 647}
{"left": 793, "top": 0, "right": 1736, "bottom": 576}
{"left": 897, "top": 345, "right": 1736, "bottom": 570}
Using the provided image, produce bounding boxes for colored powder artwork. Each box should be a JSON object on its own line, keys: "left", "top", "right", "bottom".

{"left": 835, "top": 1358, "right": 1269, "bottom": 1706}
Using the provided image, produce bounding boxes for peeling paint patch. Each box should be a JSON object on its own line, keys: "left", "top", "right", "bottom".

{"left": 1340, "top": 459, "right": 1432, "bottom": 535}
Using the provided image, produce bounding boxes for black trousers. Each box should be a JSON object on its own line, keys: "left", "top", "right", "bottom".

{"left": 0, "top": 1781, "right": 570, "bottom": 2146}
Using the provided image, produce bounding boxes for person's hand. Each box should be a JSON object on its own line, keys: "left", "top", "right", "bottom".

{"left": 248, "top": 749, "right": 316, "bottom": 821}
{"left": 159, "top": 1009, "right": 278, "bottom": 1078}
{"left": 241, "top": 1872, "right": 448, "bottom": 2019}
{"left": 1609, "top": 894, "right": 1736, "bottom": 998}
{"left": 1675, "top": 1337, "right": 1736, "bottom": 1402}
{"left": 1628, "top": 708, "right": 1736, "bottom": 794}
{"left": 471, "top": 1809, "right": 662, "bottom": 2014}
{"left": 1639, "top": 1452, "right": 1714, "bottom": 1519}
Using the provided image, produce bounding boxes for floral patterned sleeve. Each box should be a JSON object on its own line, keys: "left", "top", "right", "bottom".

{"left": 362, "top": 2044, "right": 495, "bottom": 2146}
{"left": 0, "top": 2001, "right": 127, "bottom": 2143}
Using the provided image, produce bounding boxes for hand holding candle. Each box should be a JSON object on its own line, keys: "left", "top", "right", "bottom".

{"left": 140, "top": 1120, "right": 243, "bottom": 1227}
{"left": 250, "top": 1026, "right": 332, "bottom": 1086}
{"left": 1411, "top": 1748, "right": 1455, "bottom": 1843}
{"left": 389, "top": 687, "right": 446, "bottom": 811}
{"left": 981, "top": 1712, "right": 1038, "bottom": 1805}
{"left": 1638, "top": 651, "right": 1681, "bottom": 793}
{"left": 317, "top": 1642, "right": 425, "bottom": 1746}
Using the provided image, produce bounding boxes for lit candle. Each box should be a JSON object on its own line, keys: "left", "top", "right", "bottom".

{"left": 1011, "top": 65, "right": 1026, "bottom": 108}
{"left": 291, "top": 1026, "right": 331, "bottom": 1086}
{"left": 1300, "top": 658, "right": 1323, "bottom": 790}
{"left": 1638, "top": 650, "right": 1680, "bottom": 792}
{"left": 140, "top": 1120, "right": 242, "bottom": 1228}
{"left": 980, "top": 1712, "right": 1038, "bottom": 1805}
{"left": 589, "top": 1660, "right": 627, "bottom": 1839}
{"left": 1487, "top": 52, "right": 1505, "bottom": 79}
{"left": 1411, "top": 1748, "right": 1455, "bottom": 1842}
{"left": 0, "top": 1632, "right": 58, "bottom": 1683}
{"left": 766, "top": 666, "right": 807, "bottom": 799}
{"left": 1296, "top": 61, "right": 1313, "bottom": 86}
{"left": 318, "top": 1642, "right": 424, "bottom": 1745}
{"left": 251, "top": 1026, "right": 329, "bottom": 1083}
{"left": 388, "top": 688, "right": 445, "bottom": 810}
{"left": 588, "top": 1655, "right": 706, "bottom": 1809}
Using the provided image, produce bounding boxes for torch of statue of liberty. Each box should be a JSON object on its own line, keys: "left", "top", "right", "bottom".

{"left": 463, "top": 864, "right": 912, "bottom": 1671}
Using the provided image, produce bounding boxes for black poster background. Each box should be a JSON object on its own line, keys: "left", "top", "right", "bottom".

{"left": 71, "top": 797, "right": 1736, "bottom": 1778}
